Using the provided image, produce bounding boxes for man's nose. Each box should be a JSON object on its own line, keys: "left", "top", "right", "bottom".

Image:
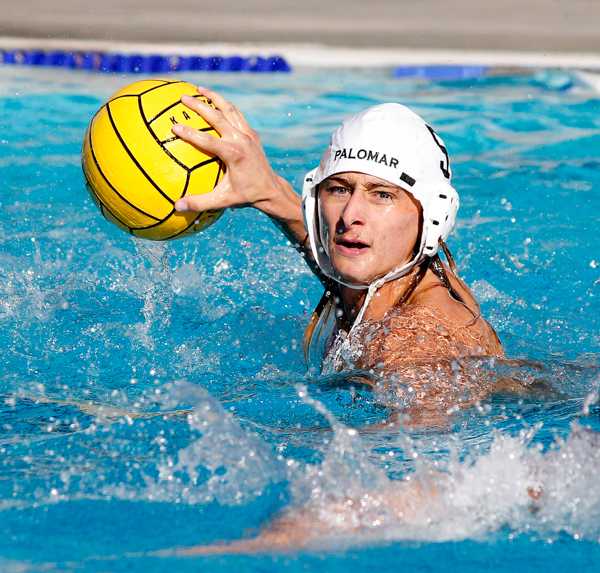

{"left": 339, "top": 190, "right": 367, "bottom": 229}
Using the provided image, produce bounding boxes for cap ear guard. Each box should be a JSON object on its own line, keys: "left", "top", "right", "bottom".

{"left": 302, "top": 168, "right": 338, "bottom": 284}
{"left": 421, "top": 181, "right": 459, "bottom": 256}
{"left": 301, "top": 168, "right": 320, "bottom": 263}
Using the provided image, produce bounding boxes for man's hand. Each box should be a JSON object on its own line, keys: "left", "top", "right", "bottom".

{"left": 171, "top": 87, "right": 306, "bottom": 242}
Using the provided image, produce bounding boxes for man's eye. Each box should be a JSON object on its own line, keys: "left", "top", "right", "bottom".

{"left": 328, "top": 186, "right": 349, "bottom": 195}
{"left": 375, "top": 191, "right": 393, "bottom": 200}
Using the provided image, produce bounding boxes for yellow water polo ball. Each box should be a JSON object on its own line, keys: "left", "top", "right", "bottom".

{"left": 82, "top": 79, "right": 224, "bottom": 240}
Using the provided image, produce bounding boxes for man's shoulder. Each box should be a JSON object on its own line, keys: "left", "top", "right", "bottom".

{"left": 410, "top": 283, "right": 477, "bottom": 325}
{"left": 378, "top": 295, "right": 502, "bottom": 360}
{"left": 369, "top": 303, "right": 457, "bottom": 364}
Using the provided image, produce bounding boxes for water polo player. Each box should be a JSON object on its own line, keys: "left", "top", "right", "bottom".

{"left": 172, "top": 88, "right": 503, "bottom": 414}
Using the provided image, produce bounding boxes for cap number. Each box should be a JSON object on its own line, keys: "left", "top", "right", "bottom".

{"left": 426, "top": 125, "right": 451, "bottom": 179}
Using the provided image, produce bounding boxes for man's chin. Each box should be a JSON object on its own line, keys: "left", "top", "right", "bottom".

{"left": 331, "top": 265, "right": 374, "bottom": 287}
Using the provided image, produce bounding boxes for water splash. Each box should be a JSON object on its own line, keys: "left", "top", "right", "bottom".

{"left": 2, "top": 379, "right": 600, "bottom": 549}
{"left": 0, "top": 237, "right": 74, "bottom": 324}
{"left": 129, "top": 240, "right": 172, "bottom": 352}
{"left": 284, "top": 388, "right": 600, "bottom": 546}
{"left": 147, "top": 381, "right": 283, "bottom": 505}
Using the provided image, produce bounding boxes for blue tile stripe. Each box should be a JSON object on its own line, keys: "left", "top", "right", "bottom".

{"left": 0, "top": 49, "right": 291, "bottom": 73}
{"left": 394, "top": 65, "right": 489, "bottom": 80}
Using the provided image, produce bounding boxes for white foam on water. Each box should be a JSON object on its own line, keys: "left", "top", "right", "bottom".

{"left": 575, "top": 71, "right": 600, "bottom": 93}
{"left": 288, "top": 394, "right": 600, "bottom": 546}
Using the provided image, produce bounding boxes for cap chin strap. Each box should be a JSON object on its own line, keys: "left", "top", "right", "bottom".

{"left": 324, "top": 241, "right": 426, "bottom": 371}
{"left": 350, "top": 239, "right": 426, "bottom": 331}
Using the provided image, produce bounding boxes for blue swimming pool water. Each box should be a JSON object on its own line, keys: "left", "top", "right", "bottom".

{"left": 0, "top": 66, "right": 599, "bottom": 572}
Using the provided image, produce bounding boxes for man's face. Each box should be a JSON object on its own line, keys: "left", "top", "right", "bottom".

{"left": 318, "top": 172, "right": 420, "bottom": 285}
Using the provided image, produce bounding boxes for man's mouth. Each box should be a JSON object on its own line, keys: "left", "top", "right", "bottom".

{"left": 334, "top": 236, "right": 370, "bottom": 255}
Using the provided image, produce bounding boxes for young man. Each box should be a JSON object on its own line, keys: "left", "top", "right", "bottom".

{"left": 168, "top": 88, "right": 513, "bottom": 555}
{"left": 172, "top": 88, "right": 502, "bottom": 418}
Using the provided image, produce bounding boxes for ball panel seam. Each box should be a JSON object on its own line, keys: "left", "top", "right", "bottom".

{"left": 189, "top": 157, "right": 220, "bottom": 172}
{"left": 136, "top": 97, "right": 192, "bottom": 174}
{"left": 147, "top": 93, "right": 208, "bottom": 125}
{"left": 160, "top": 126, "right": 214, "bottom": 145}
{"left": 86, "top": 123, "right": 162, "bottom": 222}
{"left": 158, "top": 161, "right": 224, "bottom": 239}
{"left": 84, "top": 168, "right": 133, "bottom": 234}
{"left": 129, "top": 208, "right": 175, "bottom": 231}
{"left": 106, "top": 100, "right": 176, "bottom": 206}
{"left": 108, "top": 80, "right": 182, "bottom": 104}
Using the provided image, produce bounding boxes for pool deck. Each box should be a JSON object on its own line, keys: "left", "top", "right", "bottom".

{"left": 1, "top": 0, "right": 600, "bottom": 67}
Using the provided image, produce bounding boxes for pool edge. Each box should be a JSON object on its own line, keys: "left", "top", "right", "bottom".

{"left": 2, "top": 36, "right": 600, "bottom": 71}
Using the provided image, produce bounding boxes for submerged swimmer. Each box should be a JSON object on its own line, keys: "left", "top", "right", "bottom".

{"left": 172, "top": 88, "right": 503, "bottom": 419}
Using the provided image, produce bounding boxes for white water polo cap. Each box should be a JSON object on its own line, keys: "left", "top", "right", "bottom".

{"left": 302, "top": 102, "right": 459, "bottom": 291}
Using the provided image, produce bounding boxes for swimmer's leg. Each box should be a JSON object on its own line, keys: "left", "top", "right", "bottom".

{"left": 171, "top": 479, "right": 439, "bottom": 556}
{"left": 15, "top": 393, "right": 192, "bottom": 421}
{"left": 172, "top": 511, "right": 315, "bottom": 555}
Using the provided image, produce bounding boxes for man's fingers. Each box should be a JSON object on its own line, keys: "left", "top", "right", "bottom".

{"left": 196, "top": 86, "right": 253, "bottom": 133}
{"left": 171, "top": 124, "right": 230, "bottom": 160}
{"left": 174, "top": 188, "right": 235, "bottom": 213}
{"left": 180, "top": 95, "right": 234, "bottom": 137}
{"left": 195, "top": 86, "right": 229, "bottom": 108}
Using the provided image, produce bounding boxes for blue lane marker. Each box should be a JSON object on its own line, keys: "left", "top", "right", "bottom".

{"left": 0, "top": 49, "right": 292, "bottom": 73}
{"left": 394, "top": 65, "right": 489, "bottom": 80}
